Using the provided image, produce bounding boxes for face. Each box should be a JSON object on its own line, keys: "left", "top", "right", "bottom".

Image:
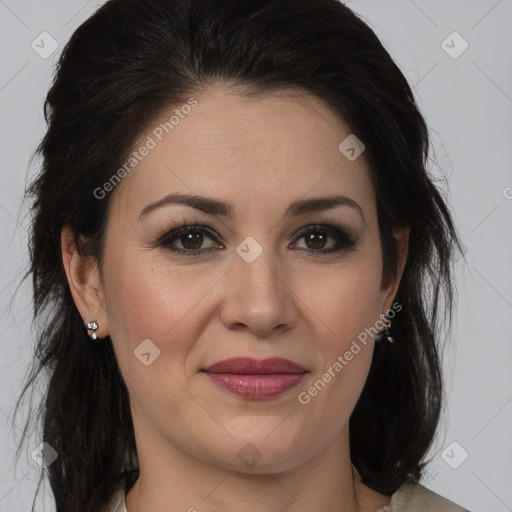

{"left": 74, "top": 85, "right": 406, "bottom": 474}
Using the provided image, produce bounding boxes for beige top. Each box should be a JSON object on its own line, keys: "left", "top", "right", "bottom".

{"left": 103, "top": 479, "right": 469, "bottom": 511}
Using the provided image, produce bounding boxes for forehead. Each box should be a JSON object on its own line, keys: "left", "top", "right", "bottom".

{"left": 108, "top": 85, "right": 376, "bottom": 223}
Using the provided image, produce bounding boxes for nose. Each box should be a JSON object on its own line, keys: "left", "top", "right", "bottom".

{"left": 219, "top": 244, "right": 298, "bottom": 337}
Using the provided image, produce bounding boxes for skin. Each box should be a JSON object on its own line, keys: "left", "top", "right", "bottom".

{"left": 62, "top": 85, "right": 409, "bottom": 512}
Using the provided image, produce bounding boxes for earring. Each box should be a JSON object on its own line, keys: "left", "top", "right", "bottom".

{"left": 376, "top": 314, "right": 393, "bottom": 344}
{"left": 86, "top": 321, "right": 99, "bottom": 340}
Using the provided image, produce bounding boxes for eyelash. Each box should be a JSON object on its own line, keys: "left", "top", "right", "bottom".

{"left": 155, "top": 216, "right": 357, "bottom": 258}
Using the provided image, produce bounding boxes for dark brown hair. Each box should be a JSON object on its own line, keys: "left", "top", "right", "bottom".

{"left": 15, "top": 0, "right": 461, "bottom": 510}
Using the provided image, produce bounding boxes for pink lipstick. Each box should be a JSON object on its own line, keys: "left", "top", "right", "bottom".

{"left": 202, "top": 357, "right": 307, "bottom": 399}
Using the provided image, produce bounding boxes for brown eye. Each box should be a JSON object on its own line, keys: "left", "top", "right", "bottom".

{"left": 159, "top": 225, "right": 221, "bottom": 256}
{"left": 291, "top": 225, "right": 356, "bottom": 255}
{"left": 179, "top": 230, "right": 204, "bottom": 250}
{"left": 304, "top": 231, "right": 329, "bottom": 250}
{"left": 158, "top": 222, "right": 356, "bottom": 257}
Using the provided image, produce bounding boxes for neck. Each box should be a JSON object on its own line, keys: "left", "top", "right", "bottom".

{"left": 125, "top": 425, "right": 372, "bottom": 512}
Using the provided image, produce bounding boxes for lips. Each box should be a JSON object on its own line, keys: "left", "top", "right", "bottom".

{"left": 203, "top": 357, "right": 306, "bottom": 374}
{"left": 201, "top": 357, "right": 307, "bottom": 399}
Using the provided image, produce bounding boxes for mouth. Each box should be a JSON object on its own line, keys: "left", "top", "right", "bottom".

{"left": 201, "top": 357, "right": 307, "bottom": 399}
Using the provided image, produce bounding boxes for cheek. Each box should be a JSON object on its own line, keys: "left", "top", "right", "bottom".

{"left": 101, "top": 250, "right": 224, "bottom": 426}
{"left": 291, "top": 256, "right": 383, "bottom": 414}
{"left": 101, "top": 246, "right": 228, "bottom": 365}
{"left": 295, "top": 255, "right": 383, "bottom": 343}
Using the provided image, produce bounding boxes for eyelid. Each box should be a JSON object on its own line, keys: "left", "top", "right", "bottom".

{"left": 153, "top": 214, "right": 358, "bottom": 251}
{"left": 151, "top": 215, "right": 214, "bottom": 242}
{"left": 290, "top": 214, "right": 357, "bottom": 240}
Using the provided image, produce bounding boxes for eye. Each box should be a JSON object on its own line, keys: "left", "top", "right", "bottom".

{"left": 290, "top": 224, "right": 356, "bottom": 255}
{"left": 159, "top": 224, "right": 222, "bottom": 256}
{"left": 157, "top": 221, "right": 357, "bottom": 257}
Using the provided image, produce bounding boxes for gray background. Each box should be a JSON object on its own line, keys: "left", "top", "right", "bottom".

{"left": 0, "top": 1, "right": 511, "bottom": 510}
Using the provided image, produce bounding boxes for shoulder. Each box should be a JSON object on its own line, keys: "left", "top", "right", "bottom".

{"left": 379, "top": 482, "right": 470, "bottom": 512}
{"left": 101, "top": 471, "right": 139, "bottom": 512}
{"left": 101, "top": 482, "right": 126, "bottom": 512}
{"left": 100, "top": 478, "right": 470, "bottom": 512}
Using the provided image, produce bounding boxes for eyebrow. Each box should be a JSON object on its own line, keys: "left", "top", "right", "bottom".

{"left": 137, "top": 192, "right": 365, "bottom": 222}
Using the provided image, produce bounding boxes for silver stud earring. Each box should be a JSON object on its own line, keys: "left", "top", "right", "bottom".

{"left": 376, "top": 314, "right": 393, "bottom": 344}
{"left": 86, "top": 321, "right": 99, "bottom": 340}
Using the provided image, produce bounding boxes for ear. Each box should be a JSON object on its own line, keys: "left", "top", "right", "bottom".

{"left": 379, "top": 226, "right": 409, "bottom": 312}
{"left": 61, "top": 225, "right": 109, "bottom": 339}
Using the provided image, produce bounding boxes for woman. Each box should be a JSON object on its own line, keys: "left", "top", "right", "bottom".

{"left": 16, "top": 0, "right": 470, "bottom": 510}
